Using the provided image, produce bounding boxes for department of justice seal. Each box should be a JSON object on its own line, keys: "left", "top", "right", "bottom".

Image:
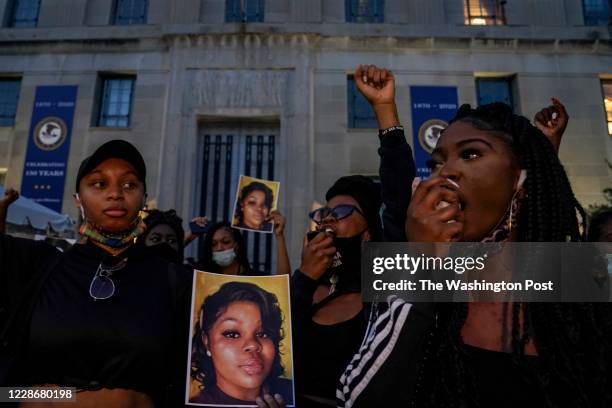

{"left": 418, "top": 119, "right": 447, "bottom": 153}
{"left": 33, "top": 117, "right": 67, "bottom": 151}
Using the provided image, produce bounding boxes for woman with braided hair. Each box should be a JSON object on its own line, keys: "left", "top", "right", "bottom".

{"left": 338, "top": 73, "right": 612, "bottom": 407}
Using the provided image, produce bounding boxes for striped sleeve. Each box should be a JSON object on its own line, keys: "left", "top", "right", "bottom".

{"left": 337, "top": 296, "right": 435, "bottom": 408}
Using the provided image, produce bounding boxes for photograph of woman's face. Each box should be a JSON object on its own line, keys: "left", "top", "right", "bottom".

{"left": 240, "top": 190, "right": 270, "bottom": 230}
{"left": 203, "top": 300, "right": 276, "bottom": 400}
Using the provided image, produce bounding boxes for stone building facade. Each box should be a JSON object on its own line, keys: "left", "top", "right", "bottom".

{"left": 0, "top": 0, "right": 610, "bottom": 261}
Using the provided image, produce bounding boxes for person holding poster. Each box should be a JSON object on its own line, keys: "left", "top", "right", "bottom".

{"left": 0, "top": 140, "right": 192, "bottom": 407}
{"left": 188, "top": 273, "right": 294, "bottom": 407}
{"left": 232, "top": 176, "right": 280, "bottom": 233}
{"left": 198, "top": 216, "right": 291, "bottom": 276}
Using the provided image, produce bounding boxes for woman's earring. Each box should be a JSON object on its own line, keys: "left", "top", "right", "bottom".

{"left": 509, "top": 200, "right": 514, "bottom": 231}
{"left": 508, "top": 195, "right": 521, "bottom": 232}
{"left": 206, "top": 350, "right": 211, "bottom": 357}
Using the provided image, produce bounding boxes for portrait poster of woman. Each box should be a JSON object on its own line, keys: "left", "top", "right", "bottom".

{"left": 186, "top": 271, "right": 295, "bottom": 407}
{"left": 231, "top": 175, "right": 280, "bottom": 233}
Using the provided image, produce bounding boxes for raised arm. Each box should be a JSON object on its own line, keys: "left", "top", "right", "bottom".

{"left": 534, "top": 97, "right": 569, "bottom": 153}
{"left": 354, "top": 65, "right": 416, "bottom": 241}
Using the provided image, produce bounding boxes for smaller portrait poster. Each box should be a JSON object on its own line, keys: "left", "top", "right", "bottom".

{"left": 231, "top": 175, "right": 280, "bottom": 234}
{"left": 186, "top": 271, "right": 295, "bottom": 407}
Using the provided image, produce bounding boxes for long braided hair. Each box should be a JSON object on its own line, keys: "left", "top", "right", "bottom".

{"left": 426, "top": 103, "right": 612, "bottom": 408}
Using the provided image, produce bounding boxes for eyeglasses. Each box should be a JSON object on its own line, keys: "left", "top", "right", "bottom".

{"left": 308, "top": 204, "right": 365, "bottom": 225}
{"left": 89, "top": 258, "right": 128, "bottom": 300}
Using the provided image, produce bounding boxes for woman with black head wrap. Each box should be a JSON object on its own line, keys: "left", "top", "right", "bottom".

{"left": 290, "top": 64, "right": 418, "bottom": 407}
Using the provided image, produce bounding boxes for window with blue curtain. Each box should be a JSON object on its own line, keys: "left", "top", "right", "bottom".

{"left": 346, "top": 0, "right": 384, "bottom": 23}
{"left": 583, "top": 0, "right": 611, "bottom": 25}
{"left": 97, "top": 76, "right": 135, "bottom": 127}
{"left": 476, "top": 77, "right": 514, "bottom": 110}
{"left": 0, "top": 79, "right": 21, "bottom": 126}
{"left": 6, "top": 0, "right": 40, "bottom": 28}
{"left": 225, "top": 0, "right": 264, "bottom": 22}
{"left": 347, "top": 76, "right": 378, "bottom": 128}
{"left": 113, "top": 0, "right": 147, "bottom": 25}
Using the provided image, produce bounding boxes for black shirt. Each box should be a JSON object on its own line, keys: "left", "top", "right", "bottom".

{"left": 302, "top": 312, "right": 366, "bottom": 404}
{"left": 462, "top": 344, "right": 547, "bottom": 408}
{"left": 0, "top": 235, "right": 192, "bottom": 406}
{"left": 290, "top": 270, "right": 368, "bottom": 407}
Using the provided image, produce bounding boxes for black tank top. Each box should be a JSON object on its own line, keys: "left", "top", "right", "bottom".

{"left": 301, "top": 292, "right": 367, "bottom": 406}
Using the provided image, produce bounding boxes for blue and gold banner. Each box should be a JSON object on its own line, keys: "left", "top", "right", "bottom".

{"left": 21, "top": 86, "right": 78, "bottom": 213}
{"left": 409, "top": 86, "right": 458, "bottom": 179}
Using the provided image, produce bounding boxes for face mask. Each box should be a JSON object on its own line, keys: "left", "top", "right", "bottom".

{"left": 213, "top": 248, "right": 237, "bottom": 267}
{"left": 149, "top": 242, "right": 182, "bottom": 264}
{"left": 320, "top": 234, "right": 364, "bottom": 294}
{"left": 80, "top": 216, "right": 144, "bottom": 249}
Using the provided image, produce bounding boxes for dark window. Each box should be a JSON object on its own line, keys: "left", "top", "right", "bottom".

{"left": 464, "top": 0, "right": 506, "bottom": 25}
{"left": 347, "top": 76, "right": 378, "bottom": 128}
{"left": 345, "top": 0, "right": 384, "bottom": 23}
{"left": 476, "top": 77, "right": 514, "bottom": 109}
{"left": 198, "top": 125, "right": 277, "bottom": 274}
{"left": 6, "top": 0, "right": 40, "bottom": 27}
{"left": 583, "top": 0, "right": 611, "bottom": 25}
{"left": 225, "top": 0, "right": 264, "bottom": 22}
{"left": 601, "top": 79, "right": 612, "bottom": 135}
{"left": 0, "top": 78, "right": 21, "bottom": 126}
{"left": 97, "top": 76, "right": 135, "bottom": 127}
{"left": 112, "top": 0, "right": 147, "bottom": 25}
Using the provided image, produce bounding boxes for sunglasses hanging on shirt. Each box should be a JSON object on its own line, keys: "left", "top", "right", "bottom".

{"left": 89, "top": 257, "right": 128, "bottom": 300}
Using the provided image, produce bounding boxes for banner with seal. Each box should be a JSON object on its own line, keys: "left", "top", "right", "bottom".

{"left": 21, "top": 86, "right": 78, "bottom": 213}
{"left": 409, "top": 86, "right": 458, "bottom": 179}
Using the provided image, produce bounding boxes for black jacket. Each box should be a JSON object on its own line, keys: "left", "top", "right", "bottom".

{"left": 378, "top": 127, "right": 415, "bottom": 242}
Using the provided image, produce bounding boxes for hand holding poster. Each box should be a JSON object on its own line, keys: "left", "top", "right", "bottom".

{"left": 187, "top": 271, "right": 295, "bottom": 407}
{"left": 231, "top": 176, "right": 280, "bottom": 234}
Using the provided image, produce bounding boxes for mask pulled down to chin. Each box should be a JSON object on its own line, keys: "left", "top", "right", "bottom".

{"left": 320, "top": 234, "right": 364, "bottom": 294}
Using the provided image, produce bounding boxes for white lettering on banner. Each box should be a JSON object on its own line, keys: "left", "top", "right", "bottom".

{"left": 38, "top": 170, "right": 64, "bottom": 177}
{"left": 25, "top": 162, "right": 65, "bottom": 168}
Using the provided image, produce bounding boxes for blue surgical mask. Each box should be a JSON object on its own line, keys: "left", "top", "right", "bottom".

{"left": 212, "top": 248, "right": 237, "bottom": 267}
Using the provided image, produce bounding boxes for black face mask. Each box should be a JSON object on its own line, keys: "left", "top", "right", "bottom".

{"left": 148, "top": 242, "right": 183, "bottom": 264}
{"left": 320, "top": 233, "right": 363, "bottom": 294}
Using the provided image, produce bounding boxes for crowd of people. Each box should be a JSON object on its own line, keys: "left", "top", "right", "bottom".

{"left": 0, "top": 63, "right": 611, "bottom": 408}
